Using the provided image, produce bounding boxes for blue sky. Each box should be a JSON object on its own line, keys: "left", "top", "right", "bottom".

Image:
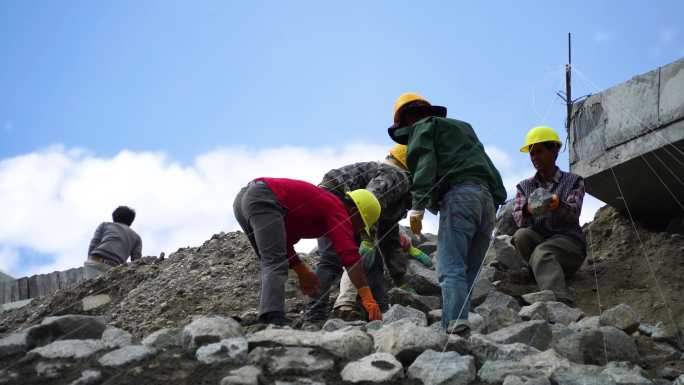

{"left": 1, "top": 1, "right": 683, "bottom": 277}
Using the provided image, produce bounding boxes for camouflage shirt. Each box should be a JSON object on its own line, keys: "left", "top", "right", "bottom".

{"left": 319, "top": 160, "right": 412, "bottom": 225}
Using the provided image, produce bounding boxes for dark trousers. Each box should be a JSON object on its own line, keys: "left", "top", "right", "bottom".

{"left": 233, "top": 181, "right": 289, "bottom": 316}
{"left": 304, "top": 234, "right": 389, "bottom": 321}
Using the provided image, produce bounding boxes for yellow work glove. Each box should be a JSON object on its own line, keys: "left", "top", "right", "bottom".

{"left": 358, "top": 286, "right": 383, "bottom": 321}
{"left": 292, "top": 262, "right": 321, "bottom": 297}
{"left": 409, "top": 210, "right": 424, "bottom": 235}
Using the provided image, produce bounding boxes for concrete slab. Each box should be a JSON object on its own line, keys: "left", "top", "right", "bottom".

{"left": 570, "top": 57, "right": 684, "bottom": 221}
{"left": 660, "top": 58, "right": 684, "bottom": 126}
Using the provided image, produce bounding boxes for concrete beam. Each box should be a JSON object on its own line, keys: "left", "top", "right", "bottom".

{"left": 570, "top": 57, "right": 684, "bottom": 221}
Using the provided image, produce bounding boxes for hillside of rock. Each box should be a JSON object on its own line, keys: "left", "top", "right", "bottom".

{"left": 1, "top": 205, "right": 683, "bottom": 385}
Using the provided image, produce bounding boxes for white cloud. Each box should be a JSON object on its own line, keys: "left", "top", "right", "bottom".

{"left": 0, "top": 144, "right": 600, "bottom": 277}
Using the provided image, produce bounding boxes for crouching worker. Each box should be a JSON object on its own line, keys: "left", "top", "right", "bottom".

{"left": 233, "top": 177, "right": 384, "bottom": 326}
{"left": 512, "top": 126, "right": 586, "bottom": 306}
{"left": 85, "top": 206, "right": 143, "bottom": 279}
{"left": 305, "top": 144, "right": 432, "bottom": 323}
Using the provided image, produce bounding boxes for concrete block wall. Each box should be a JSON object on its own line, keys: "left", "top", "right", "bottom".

{"left": 569, "top": 57, "right": 684, "bottom": 221}
{"left": 0, "top": 267, "right": 84, "bottom": 305}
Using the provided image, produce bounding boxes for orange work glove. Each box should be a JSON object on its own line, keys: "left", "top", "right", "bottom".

{"left": 358, "top": 286, "right": 383, "bottom": 321}
{"left": 549, "top": 194, "right": 560, "bottom": 211}
{"left": 292, "top": 263, "right": 321, "bottom": 297}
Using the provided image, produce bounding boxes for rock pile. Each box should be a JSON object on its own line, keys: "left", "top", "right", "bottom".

{"left": 1, "top": 206, "right": 683, "bottom": 384}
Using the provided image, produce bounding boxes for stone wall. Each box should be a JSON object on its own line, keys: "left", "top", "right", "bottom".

{"left": 0, "top": 267, "right": 84, "bottom": 305}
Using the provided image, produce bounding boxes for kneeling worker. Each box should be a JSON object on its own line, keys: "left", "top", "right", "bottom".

{"left": 512, "top": 126, "right": 586, "bottom": 305}
{"left": 233, "top": 177, "right": 383, "bottom": 325}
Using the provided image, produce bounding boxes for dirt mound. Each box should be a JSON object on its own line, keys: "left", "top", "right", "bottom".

{"left": 574, "top": 206, "right": 684, "bottom": 330}
{"left": 0, "top": 232, "right": 312, "bottom": 338}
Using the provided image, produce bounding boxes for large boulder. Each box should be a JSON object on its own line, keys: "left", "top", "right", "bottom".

{"left": 519, "top": 302, "right": 584, "bottom": 325}
{"left": 600, "top": 304, "right": 641, "bottom": 334}
{"left": 388, "top": 288, "right": 441, "bottom": 314}
{"left": 142, "top": 328, "right": 182, "bottom": 349}
{"left": 407, "top": 349, "right": 476, "bottom": 385}
{"left": 553, "top": 326, "right": 639, "bottom": 365}
{"left": 101, "top": 326, "right": 133, "bottom": 349}
{"left": 600, "top": 362, "right": 652, "bottom": 385}
{"left": 249, "top": 346, "right": 335, "bottom": 376}
{"left": 475, "top": 291, "right": 523, "bottom": 333}
{"left": 28, "top": 339, "right": 104, "bottom": 360}
{"left": 489, "top": 235, "right": 525, "bottom": 271}
{"left": 27, "top": 315, "right": 106, "bottom": 348}
{"left": 181, "top": 315, "right": 243, "bottom": 352}
{"left": 478, "top": 350, "right": 572, "bottom": 384}
{"left": 495, "top": 200, "right": 518, "bottom": 236}
{"left": 0, "top": 330, "right": 30, "bottom": 358}
{"left": 340, "top": 352, "right": 404, "bottom": 383}
{"left": 405, "top": 260, "right": 441, "bottom": 295}
{"left": 196, "top": 337, "right": 248, "bottom": 365}
{"left": 471, "top": 276, "right": 496, "bottom": 308}
{"left": 485, "top": 320, "right": 552, "bottom": 351}
{"left": 383, "top": 304, "right": 428, "bottom": 326}
{"left": 248, "top": 327, "right": 373, "bottom": 360}
{"left": 468, "top": 334, "right": 541, "bottom": 364}
{"left": 98, "top": 345, "right": 156, "bottom": 367}
{"left": 372, "top": 319, "right": 448, "bottom": 366}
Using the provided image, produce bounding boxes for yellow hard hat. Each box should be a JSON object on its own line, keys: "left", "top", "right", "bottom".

{"left": 521, "top": 126, "right": 563, "bottom": 153}
{"left": 346, "top": 189, "right": 381, "bottom": 236}
{"left": 389, "top": 144, "right": 408, "bottom": 169}
{"left": 393, "top": 92, "right": 429, "bottom": 123}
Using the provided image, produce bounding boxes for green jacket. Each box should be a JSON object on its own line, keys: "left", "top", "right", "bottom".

{"left": 392, "top": 117, "right": 507, "bottom": 213}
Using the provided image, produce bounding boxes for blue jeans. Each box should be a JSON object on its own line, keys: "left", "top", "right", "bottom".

{"left": 438, "top": 182, "right": 496, "bottom": 329}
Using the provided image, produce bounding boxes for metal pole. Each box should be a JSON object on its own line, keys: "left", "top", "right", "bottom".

{"left": 565, "top": 33, "right": 572, "bottom": 132}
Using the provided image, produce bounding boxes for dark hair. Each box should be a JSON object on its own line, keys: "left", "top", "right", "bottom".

{"left": 112, "top": 206, "right": 136, "bottom": 226}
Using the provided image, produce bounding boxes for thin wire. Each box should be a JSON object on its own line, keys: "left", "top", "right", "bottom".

{"left": 609, "top": 168, "right": 683, "bottom": 348}
{"left": 651, "top": 149, "right": 684, "bottom": 189}
{"left": 588, "top": 225, "right": 609, "bottom": 364}
{"left": 641, "top": 154, "right": 684, "bottom": 211}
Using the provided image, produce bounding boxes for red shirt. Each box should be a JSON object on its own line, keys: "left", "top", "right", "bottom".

{"left": 255, "top": 177, "right": 361, "bottom": 267}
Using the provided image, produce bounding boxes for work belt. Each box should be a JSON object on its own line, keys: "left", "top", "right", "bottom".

{"left": 88, "top": 255, "right": 119, "bottom": 267}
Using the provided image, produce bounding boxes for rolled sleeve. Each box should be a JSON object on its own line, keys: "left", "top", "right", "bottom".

{"left": 513, "top": 186, "right": 530, "bottom": 228}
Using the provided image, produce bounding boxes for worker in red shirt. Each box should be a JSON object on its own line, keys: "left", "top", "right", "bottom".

{"left": 233, "top": 177, "right": 383, "bottom": 326}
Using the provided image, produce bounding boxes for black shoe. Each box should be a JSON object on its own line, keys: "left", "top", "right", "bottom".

{"left": 259, "top": 311, "right": 290, "bottom": 326}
